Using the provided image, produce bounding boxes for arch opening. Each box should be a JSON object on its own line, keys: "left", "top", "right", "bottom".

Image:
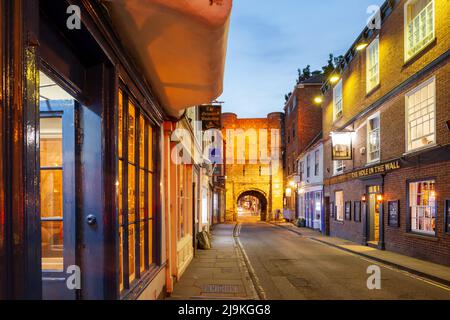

{"left": 237, "top": 190, "right": 268, "bottom": 223}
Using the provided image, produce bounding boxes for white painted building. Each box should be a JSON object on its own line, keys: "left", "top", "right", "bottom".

{"left": 297, "top": 137, "right": 324, "bottom": 232}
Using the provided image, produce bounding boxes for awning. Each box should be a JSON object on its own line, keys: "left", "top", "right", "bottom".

{"left": 106, "top": 0, "right": 232, "bottom": 118}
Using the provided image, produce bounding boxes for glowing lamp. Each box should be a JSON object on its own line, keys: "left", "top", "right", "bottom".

{"left": 356, "top": 42, "right": 368, "bottom": 51}
{"left": 329, "top": 74, "right": 341, "bottom": 84}
{"left": 361, "top": 195, "right": 367, "bottom": 202}
{"left": 314, "top": 96, "right": 323, "bottom": 104}
{"left": 377, "top": 195, "right": 383, "bottom": 202}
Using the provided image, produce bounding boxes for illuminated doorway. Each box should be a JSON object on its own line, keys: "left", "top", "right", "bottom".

{"left": 237, "top": 191, "right": 268, "bottom": 222}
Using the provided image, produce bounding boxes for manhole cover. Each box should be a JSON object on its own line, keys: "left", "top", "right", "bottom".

{"left": 202, "top": 284, "right": 244, "bottom": 294}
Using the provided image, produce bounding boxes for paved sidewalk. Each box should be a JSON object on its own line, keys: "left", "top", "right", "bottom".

{"left": 273, "top": 222, "right": 450, "bottom": 286}
{"left": 168, "top": 224, "right": 258, "bottom": 300}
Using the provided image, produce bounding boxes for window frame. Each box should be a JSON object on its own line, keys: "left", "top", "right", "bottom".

{"left": 404, "top": 76, "right": 436, "bottom": 153}
{"left": 407, "top": 178, "right": 437, "bottom": 237}
{"left": 335, "top": 191, "right": 344, "bottom": 222}
{"left": 404, "top": 0, "right": 435, "bottom": 62}
{"left": 366, "top": 36, "right": 380, "bottom": 93}
{"left": 333, "top": 79, "right": 343, "bottom": 121}
{"left": 118, "top": 86, "right": 157, "bottom": 296}
{"left": 314, "top": 149, "right": 320, "bottom": 176}
{"left": 367, "top": 112, "right": 381, "bottom": 164}
{"left": 333, "top": 160, "right": 345, "bottom": 176}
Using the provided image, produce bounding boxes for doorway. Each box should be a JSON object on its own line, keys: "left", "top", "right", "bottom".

{"left": 367, "top": 186, "right": 381, "bottom": 244}
{"left": 236, "top": 190, "right": 268, "bottom": 223}
{"left": 39, "top": 71, "right": 77, "bottom": 300}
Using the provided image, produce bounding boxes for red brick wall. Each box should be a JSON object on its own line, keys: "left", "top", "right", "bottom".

{"left": 384, "top": 161, "right": 450, "bottom": 266}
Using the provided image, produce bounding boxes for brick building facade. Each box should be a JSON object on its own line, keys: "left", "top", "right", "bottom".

{"left": 222, "top": 113, "right": 284, "bottom": 222}
{"left": 321, "top": 0, "right": 450, "bottom": 266}
{"left": 283, "top": 76, "right": 324, "bottom": 220}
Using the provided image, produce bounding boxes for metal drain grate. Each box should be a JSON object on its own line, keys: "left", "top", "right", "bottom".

{"left": 202, "top": 284, "right": 244, "bottom": 294}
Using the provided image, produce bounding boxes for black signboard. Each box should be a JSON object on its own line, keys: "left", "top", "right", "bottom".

{"left": 388, "top": 200, "right": 400, "bottom": 228}
{"left": 446, "top": 199, "right": 450, "bottom": 234}
{"left": 199, "top": 105, "right": 222, "bottom": 131}
{"left": 345, "top": 202, "right": 352, "bottom": 221}
{"left": 354, "top": 201, "right": 361, "bottom": 223}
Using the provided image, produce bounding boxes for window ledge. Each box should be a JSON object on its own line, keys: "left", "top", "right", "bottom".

{"left": 405, "top": 232, "right": 438, "bottom": 242}
{"left": 403, "top": 143, "right": 437, "bottom": 157}
{"left": 403, "top": 38, "right": 437, "bottom": 67}
{"left": 366, "top": 84, "right": 381, "bottom": 97}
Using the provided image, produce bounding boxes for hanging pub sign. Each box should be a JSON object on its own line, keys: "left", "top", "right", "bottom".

{"left": 331, "top": 132, "right": 353, "bottom": 161}
{"left": 199, "top": 104, "right": 222, "bottom": 131}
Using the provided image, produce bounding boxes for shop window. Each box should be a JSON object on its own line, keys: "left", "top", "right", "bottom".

{"left": 335, "top": 191, "right": 344, "bottom": 222}
{"left": 366, "top": 36, "right": 380, "bottom": 93}
{"left": 409, "top": 180, "right": 436, "bottom": 235}
{"left": 405, "top": 0, "right": 435, "bottom": 61}
{"left": 367, "top": 112, "right": 381, "bottom": 163}
{"left": 118, "top": 89, "right": 156, "bottom": 294}
{"left": 406, "top": 77, "right": 436, "bottom": 152}
{"left": 333, "top": 80, "right": 343, "bottom": 121}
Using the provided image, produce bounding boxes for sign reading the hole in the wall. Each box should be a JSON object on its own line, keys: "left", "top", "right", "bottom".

{"left": 388, "top": 200, "right": 400, "bottom": 228}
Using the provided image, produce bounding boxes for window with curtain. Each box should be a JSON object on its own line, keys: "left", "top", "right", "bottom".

{"left": 409, "top": 180, "right": 436, "bottom": 235}
{"left": 367, "top": 113, "right": 381, "bottom": 163}
{"left": 406, "top": 77, "right": 436, "bottom": 152}
{"left": 405, "top": 0, "right": 434, "bottom": 60}
{"left": 118, "top": 88, "right": 155, "bottom": 294}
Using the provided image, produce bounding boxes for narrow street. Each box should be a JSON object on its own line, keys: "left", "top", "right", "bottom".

{"left": 238, "top": 223, "right": 450, "bottom": 300}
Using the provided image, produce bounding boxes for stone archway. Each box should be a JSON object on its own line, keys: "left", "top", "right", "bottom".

{"left": 236, "top": 190, "right": 268, "bottom": 223}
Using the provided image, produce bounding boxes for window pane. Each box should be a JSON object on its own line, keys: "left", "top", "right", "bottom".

{"left": 128, "top": 224, "right": 136, "bottom": 283}
{"left": 119, "top": 160, "right": 123, "bottom": 225}
{"left": 140, "top": 169, "right": 146, "bottom": 218}
{"left": 119, "top": 226, "right": 124, "bottom": 292}
{"left": 148, "top": 219, "right": 153, "bottom": 265}
{"left": 41, "top": 170, "right": 63, "bottom": 219}
{"left": 139, "top": 116, "right": 145, "bottom": 168}
{"left": 128, "top": 164, "right": 136, "bottom": 223}
{"left": 140, "top": 221, "right": 145, "bottom": 273}
{"left": 128, "top": 102, "right": 136, "bottom": 163}
{"left": 148, "top": 125, "right": 153, "bottom": 172}
{"left": 40, "top": 118, "right": 62, "bottom": 167}
{"left": 41, "top": 221, "right": 64, "bottom": 272}
{"left": 409, "top": 180, "right": 436, "bottom": 235}
{"left": 149, "top": 173, "right": 153, "bottom": 219}
{"left": 118, "top": 90, "right": 123, "bottom": 158}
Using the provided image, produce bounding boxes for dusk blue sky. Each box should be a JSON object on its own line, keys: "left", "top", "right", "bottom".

{"left": 219, "top": 0, "right": 385, "bottom": 118}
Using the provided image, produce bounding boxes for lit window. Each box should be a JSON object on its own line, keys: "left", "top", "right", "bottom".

{"left": 333, "top": 80, "right": 343, "bottom": 121}
{"left": 118, "top": 89, "right": 156, "bottom": 293}
{"left": 406, "top": 77, "right": 436, "bottom": 152}
{"left": 409, "top": 180, "right": 436, "bottom": 235}
{"left": 367, "top": 112, "right": 381, "bottom": 163}
{"left": 335, "top": 191, "right": 344, "bottom": 222}
{"left": 333, "top": 160, "right": 345, "bottom": 176}
{"left": 405, "top": 0, "right": 435, "bottom": 61}
{"left": 366, "top": 36, "right": 380, "bottom": 93}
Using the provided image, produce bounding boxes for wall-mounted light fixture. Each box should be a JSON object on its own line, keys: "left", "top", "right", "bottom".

{"left": 356, "top": 41, "right": 368, "bottom": 51}
{"left": 329, "top": 74, "right": 341, "bottom": 84}
{"left": 313, "top": 96, "right": 323, "bottom": 104}
{"left": 377, "top": 194, "right": 383, "bottom": 202}
{"left": 361, "top": 195, "right": 367, "bottom": 203}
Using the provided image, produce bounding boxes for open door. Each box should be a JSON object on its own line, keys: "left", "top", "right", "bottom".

{"left": 39, "top": 72, "right": 76, "bottom": 300}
